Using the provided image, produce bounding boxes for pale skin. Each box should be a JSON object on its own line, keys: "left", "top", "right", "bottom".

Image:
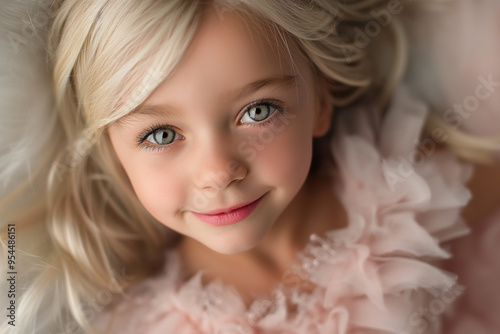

{"left": 108, "top": 8, "right": 343, "bottom": 301}
{"left": 108, "top": 8, "right": 500, "bottom": 303}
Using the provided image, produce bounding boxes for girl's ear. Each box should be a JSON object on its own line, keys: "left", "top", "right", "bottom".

{"left": 313, "top": 76, "right": 334, "bottom": 137}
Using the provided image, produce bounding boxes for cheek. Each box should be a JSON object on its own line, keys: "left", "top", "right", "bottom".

{"left": 143, "top": 170, "right": 186, "bottom": 212}
{"left": 113, "top": 149, "right": 187, "bottom": 224}
{"left": 253, "top": 114, "right": 314, "bottom": 191}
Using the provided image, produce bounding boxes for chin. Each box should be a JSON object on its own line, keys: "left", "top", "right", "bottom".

{"left": 200, "top": 224, "right": 270, "bottom": 255}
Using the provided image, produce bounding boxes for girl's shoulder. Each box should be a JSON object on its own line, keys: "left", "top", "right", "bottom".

{"left": 95, "top": 85, "right": 476, "bottom": 333}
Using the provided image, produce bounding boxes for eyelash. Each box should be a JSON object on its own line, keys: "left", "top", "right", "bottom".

{"left": 135, "top": 99, "right": 286, "bottom": 152}
{"left": 135, "top": 123, "right": 180, "bottom": 152}
{"left": 238, "top": 100, "right": 285, "bottom": 128}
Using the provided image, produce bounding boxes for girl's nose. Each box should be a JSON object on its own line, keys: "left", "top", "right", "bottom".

{"left": 192, "top": 136, "right": 247, "bottom": 191}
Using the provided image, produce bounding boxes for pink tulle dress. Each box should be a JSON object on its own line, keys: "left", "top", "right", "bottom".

{"left": 95, "top": 85, "right": 499, "bottom": 333}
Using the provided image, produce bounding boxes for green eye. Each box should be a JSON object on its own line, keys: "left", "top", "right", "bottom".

{"left": 241, "top": 104, "right": 273, "bottom": 123}
{"left": 147, "top": 128, "right": 176, "bottom": 145}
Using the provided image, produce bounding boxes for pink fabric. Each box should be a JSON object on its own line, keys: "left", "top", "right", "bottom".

{"left": 93, "top": 86, "right": 500, "bottom": 333}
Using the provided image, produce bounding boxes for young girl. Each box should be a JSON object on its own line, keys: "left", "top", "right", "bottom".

{"left": 1, "top": 0, "right": 499, "bottom": 333}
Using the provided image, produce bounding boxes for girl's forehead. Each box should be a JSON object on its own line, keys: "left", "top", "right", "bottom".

{"left": 144, "top": 7, "right": 309, "bottom": 106}
{"left": 188, "top": 7, "right": 289, "bottom": 62}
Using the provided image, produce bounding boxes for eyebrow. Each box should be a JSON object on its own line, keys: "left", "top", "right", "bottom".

{"left": 121, "top": 75, "right": 298, "bottom": 122}
{"left": 235, "top": 75, "right": 298, "bottom": 100}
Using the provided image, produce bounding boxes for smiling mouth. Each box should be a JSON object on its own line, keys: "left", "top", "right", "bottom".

{"left": 191, "top": 195, "right": 265, "bottom": 226}
{"left": 200, "top": 196, "right": 263, "bottom": 215}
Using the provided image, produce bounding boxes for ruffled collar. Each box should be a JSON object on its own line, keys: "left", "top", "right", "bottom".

{"left": 100, "top": 86, "right": 473, "bottom": 334}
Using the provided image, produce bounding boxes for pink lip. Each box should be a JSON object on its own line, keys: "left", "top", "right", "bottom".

{"left": 191, "top": 195, "right": 264, "bottom": 226}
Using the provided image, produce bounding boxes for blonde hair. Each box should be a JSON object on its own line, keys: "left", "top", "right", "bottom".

{"left": 0, "top": 0, "right": 497, "bottom": 333}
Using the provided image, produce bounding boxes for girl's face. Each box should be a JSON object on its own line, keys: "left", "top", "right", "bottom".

{"left": 108, "top": 8, "right": 331, "bottom": 254}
